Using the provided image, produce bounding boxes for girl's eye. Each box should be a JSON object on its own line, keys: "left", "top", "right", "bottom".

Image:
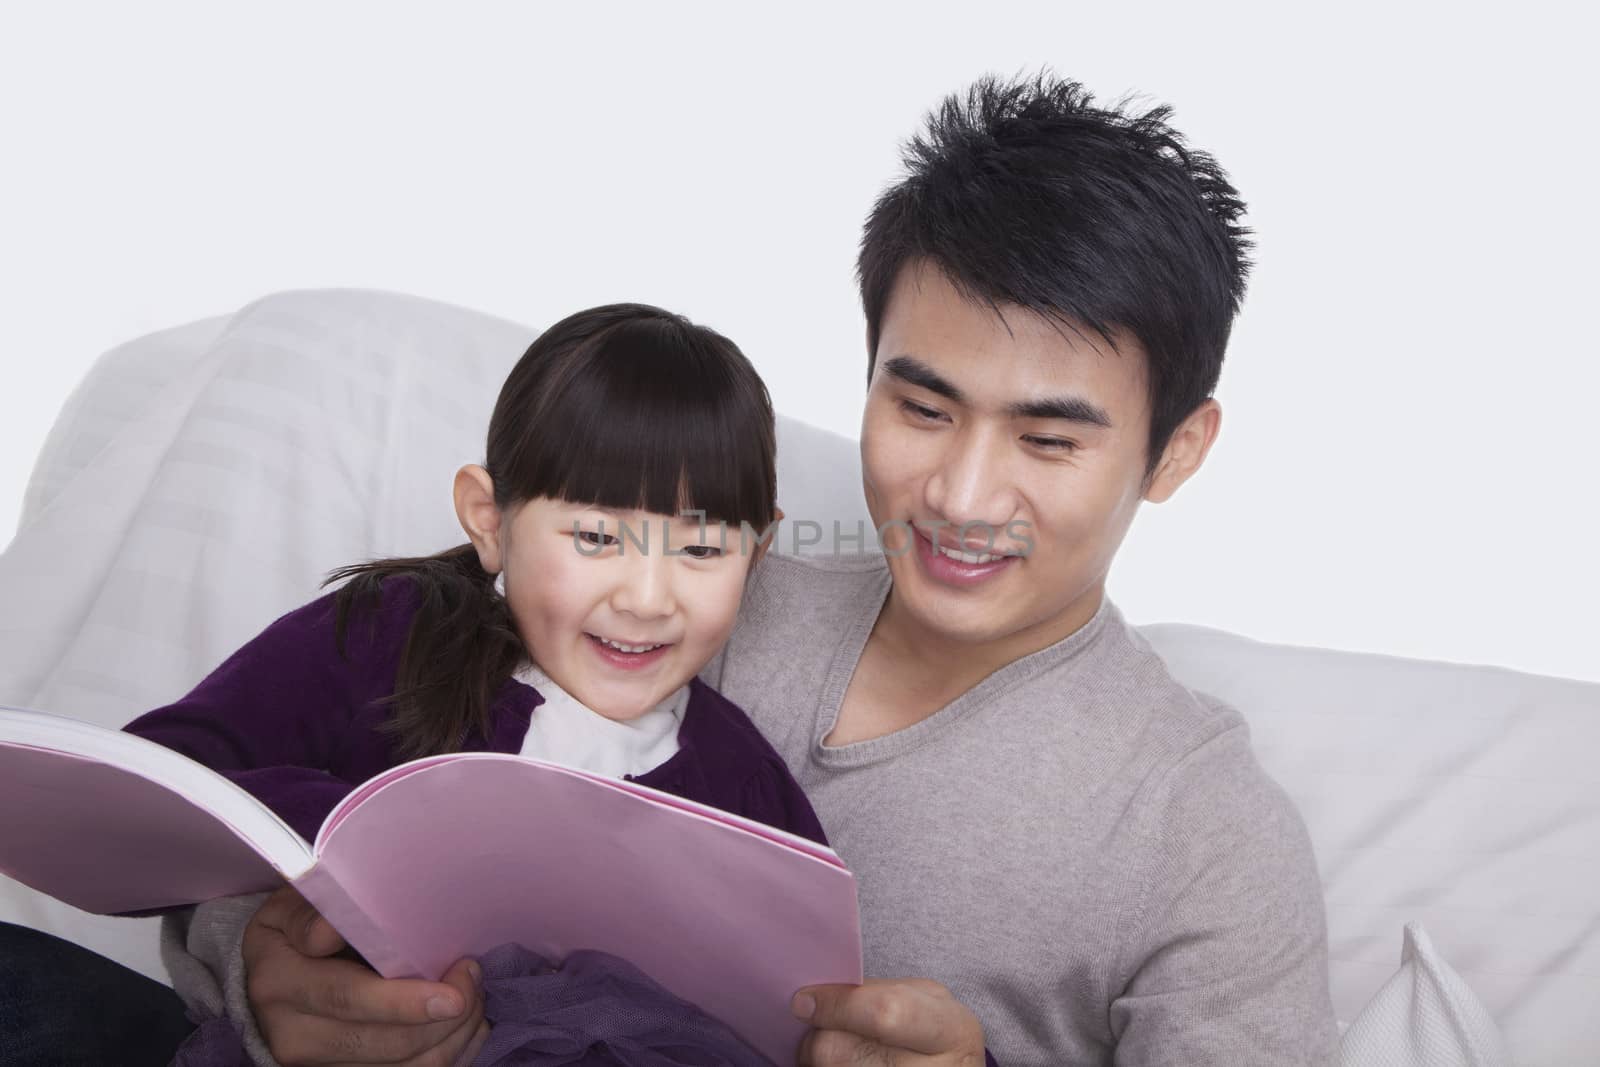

{"left": 899, "top": 398, "right": 948, "bottom": 423}
{"left": 576, "top": 529, "right": 620, "bottom": 547}
{"left": 680, "top": 544, "right": 723, "bottom": 560}
{"left": 1023, "top": 435, "right": 1078, "bottom": 453}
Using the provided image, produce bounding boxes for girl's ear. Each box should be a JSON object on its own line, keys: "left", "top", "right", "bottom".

{"left": 454, "top": 464, "right": 504, "bottom": 573}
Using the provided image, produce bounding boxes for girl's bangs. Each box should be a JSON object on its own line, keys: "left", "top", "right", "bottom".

{"left": 507, "top": 318, "right": 774, "bottom": 529}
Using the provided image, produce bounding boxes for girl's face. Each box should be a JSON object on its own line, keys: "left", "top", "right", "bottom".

{"left": 494, "top": 495, "right": 761, "bottom": 721}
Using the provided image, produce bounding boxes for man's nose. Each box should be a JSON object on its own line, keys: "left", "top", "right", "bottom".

{"left": 924, "top": 426, "right": 1020, "bottom": 540}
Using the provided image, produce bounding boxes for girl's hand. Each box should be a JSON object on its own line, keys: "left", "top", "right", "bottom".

{"left": 243, "top": 885, "right": 489, "bottom": 1067}
{"left": 792, "top": 977, "right": 987, "bottom": 1066}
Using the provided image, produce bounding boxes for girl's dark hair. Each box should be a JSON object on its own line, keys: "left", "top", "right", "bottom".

{"left": 857, "top": 71, "right": 1252, "bottom": 478}
{"left": 326, "top": 303, "right": 777, "bottom": 760}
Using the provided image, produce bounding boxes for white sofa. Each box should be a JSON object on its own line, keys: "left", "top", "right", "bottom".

{"left": 2, "top": 291, "right": 1595, "bottom": 1065}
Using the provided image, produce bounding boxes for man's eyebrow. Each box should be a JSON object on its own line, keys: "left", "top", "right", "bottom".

{"left": 883, "top": 356, "right": 966, "bottom": 404}
{"left": 1006, "top": 395, "right": 1113, "bottom": 428}
{"left": 887, "top": 354, "right": 1113, "bottom": 428}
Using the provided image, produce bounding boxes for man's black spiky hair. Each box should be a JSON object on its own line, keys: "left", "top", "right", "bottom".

{"left": 858, "top": 71, "right": 1253, "bottom": 472}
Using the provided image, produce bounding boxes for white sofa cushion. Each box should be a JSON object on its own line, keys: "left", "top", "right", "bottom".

{"left": 1141, "top": 623, "right": 1600, "bottom": 1065}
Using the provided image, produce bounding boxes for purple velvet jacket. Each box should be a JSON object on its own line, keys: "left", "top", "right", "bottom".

{"left": 123, "top": 579, "right": 828, "bottom": 848}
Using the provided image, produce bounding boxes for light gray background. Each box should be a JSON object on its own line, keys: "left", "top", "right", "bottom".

{"left": 2, "top": 1, "right": 1595, "bottom": 681}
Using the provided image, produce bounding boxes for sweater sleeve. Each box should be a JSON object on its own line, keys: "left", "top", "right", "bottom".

{"left": 162, "top": 895, "right": 282, "bottom": 1067}
{"left": 1107, "top": 721, "right": 1340, "bottom": 1066}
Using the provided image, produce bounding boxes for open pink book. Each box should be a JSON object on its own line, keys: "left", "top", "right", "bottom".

{"left": 0, "top": 705, "right": 862, "bottom": 1063}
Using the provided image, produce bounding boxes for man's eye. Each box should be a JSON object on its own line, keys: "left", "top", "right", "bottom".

{"left": 681, "top": 544, "right": 723, "bottom": 560}
{"left": 900, "top": 398, "right": 947, "bottom": 422}
{"left": 576, "top": 529, "right": 619, "bottom": 547}
{"left": 1024, "top": 435, "right": 1078, "bottom": 452}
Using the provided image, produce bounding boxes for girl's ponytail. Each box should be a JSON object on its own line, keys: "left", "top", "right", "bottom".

{"left": 326, "top": 545, "right": 525, "bottom": 760}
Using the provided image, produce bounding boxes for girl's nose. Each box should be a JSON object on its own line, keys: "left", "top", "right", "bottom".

{"left": 610, "top": 544, "right": 676, "bottom": 619}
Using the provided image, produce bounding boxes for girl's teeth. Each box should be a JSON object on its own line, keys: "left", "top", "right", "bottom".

{"left": 599, "top": 637, "right": 663, "bottom": 654}
{"left": 936, "top": 544, "right": 1000, "bottom": 565}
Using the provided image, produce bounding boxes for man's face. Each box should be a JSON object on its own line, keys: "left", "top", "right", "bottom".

{"left": 860, "top": 260, "right": 1156, "bottom": 654}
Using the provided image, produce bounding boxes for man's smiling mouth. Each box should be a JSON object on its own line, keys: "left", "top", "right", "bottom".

{"left": 907, "top": 526, "right": 1024, "bottom": 587}
{"left": 913, "top": 523, "right": 1026, "bottom": 564}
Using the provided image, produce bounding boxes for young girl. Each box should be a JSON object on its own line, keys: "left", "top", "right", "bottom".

{"left": 123, "top": 303, "right": 822, "bottom": 1065}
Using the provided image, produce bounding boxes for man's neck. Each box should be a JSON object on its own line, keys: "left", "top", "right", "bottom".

{"left": 826, "top": 579, "right": 1107, "bottom": 747}
{"left": 874, "top": 580, "right": 1107, "bottom": 687}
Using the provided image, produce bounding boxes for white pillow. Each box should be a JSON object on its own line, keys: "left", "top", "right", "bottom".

{"left": 1339, "top": 923, "right": 1511, "bottom": 1067}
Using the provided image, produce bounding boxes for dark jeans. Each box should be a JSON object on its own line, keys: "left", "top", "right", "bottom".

{"left": 0, "top": 920, "right": 194, "bottom": 1067}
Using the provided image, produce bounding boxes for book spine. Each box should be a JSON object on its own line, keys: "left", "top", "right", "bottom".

{"left": 292, "top": 864, "right": 423, "bottom": 979}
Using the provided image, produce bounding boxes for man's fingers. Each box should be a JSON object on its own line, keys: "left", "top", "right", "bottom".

{"left": 436, "top": 955, "right": 485, "bottom": 1024}
{"left": 272, "top": 993, "right": 483, "bottom": 1067}
{"left": 283, "top": 894, "right": 347, "bottom": 958}
{"left": 795, "top": 982, "right": 934, "bottom": 1052}
{"left": 263, "top": 950, "right": 469, "bottom": 1025}
{"left": 794, "top": 980, "right": 965, "bottom": 1057}
{"left": 296, "top": 912, "right": 348, "bottom": 958}
{"left": 249, "top": 887, "right": 482, "bottom": 1029}
{"left": 248, "top": 884, "right": 309, "bottom": 939}
{"left": 245, "top": 884, "right": 490, "bottom": 1065}
{"left": 263, "top": 959, "right": 484, "bottom": 1065}
{"left": 450, "top": 1018, "right": 492, "bottom": 1067}
{"left": 251, "top": 884, "right": 349, "bottom": 958}
{"left": 796, "top": 1024, "right": 891, "bottom": 1066}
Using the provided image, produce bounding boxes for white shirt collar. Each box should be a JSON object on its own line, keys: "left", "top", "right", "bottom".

{"left": 513, "top": 661, "right": 687, "bottom": 779}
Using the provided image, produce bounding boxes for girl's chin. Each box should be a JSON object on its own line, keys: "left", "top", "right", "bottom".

{"left": 579, "top": 681, "right": 684, "bottom": 721}
{"left": 590, "top": 700, "right": 663, "bottom": 722}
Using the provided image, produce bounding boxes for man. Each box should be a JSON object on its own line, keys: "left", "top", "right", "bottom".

{"left": 4, "top": 73, "right": 1339, "bottom": 1065}
{"left": 708, "top": 76, "right": 1335, "bottom": 1064}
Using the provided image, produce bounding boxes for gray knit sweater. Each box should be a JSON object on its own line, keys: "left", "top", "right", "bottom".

{"left": 701, "top": 553, "right": 1338, "bottom": 1065}
{"left": 165, "top": 552, "right": 1339, "bottom": 1065}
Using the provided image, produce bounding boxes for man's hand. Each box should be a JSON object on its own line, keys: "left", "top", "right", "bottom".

{"left": 792, "top": 978, "right": 986, "bottom": 1066}
{"left": 243, "top": 885, "right": 489, "bottom": 1067}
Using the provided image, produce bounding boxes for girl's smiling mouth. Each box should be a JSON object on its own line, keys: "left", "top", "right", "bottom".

{"left": 584, "top": 632, "right": 674, "bottom": 669}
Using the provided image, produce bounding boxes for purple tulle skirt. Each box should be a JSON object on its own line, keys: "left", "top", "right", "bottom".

{"left": 172, "top": 944, "right": 774, "bottom": 1067}
{"left": 473, "top": 944, "right": 772, "bottom": 1066}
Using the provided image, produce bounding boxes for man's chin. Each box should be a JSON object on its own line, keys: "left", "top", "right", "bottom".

{"left": 886, "top": 556, "right": 1034, "bottom": 643}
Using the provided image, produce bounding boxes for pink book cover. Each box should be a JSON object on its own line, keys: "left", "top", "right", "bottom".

{"left": 0, "top": 709, "right": 862, "bottom": 1063}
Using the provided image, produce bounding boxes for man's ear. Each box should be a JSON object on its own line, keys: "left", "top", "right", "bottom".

{"left": 748, "top": 504, "right": 785, "bottom": 567}
{"left": 454, "top": 464, "right": 505, "bottom": 573}
{"left": 1143, "top": 400, "right": 1222, "bottom": 504}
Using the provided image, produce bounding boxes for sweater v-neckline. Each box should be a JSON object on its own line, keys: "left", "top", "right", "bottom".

{"left": 811, "top": 563, "right": 1116, "bottom": 767}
